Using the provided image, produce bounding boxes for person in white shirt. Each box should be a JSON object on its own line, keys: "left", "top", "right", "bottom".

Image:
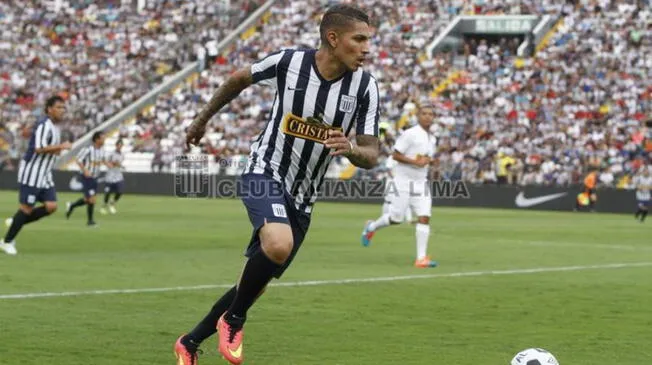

{"left": 633, "top": 167, "right": 652, "bottom": 223}
{"left": 361, "top": 103, "right": 438, "bottom": 268}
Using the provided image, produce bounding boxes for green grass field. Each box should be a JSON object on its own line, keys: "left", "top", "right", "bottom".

{"left": 0, "top": 190, "right": 651, "bottom": 365}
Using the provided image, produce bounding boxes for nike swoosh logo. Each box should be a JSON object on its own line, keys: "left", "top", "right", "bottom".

{"left": 515, "top": 192, "right": 567, "bottom": 208}
{"left": 228, "top": 344, "right": 243, "bottom": 359}
{"left": 287, "top": 87, "right": 304, "bottom": 91}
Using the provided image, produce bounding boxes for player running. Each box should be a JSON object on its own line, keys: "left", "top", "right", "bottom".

{"left": 361, "top": 103, "right": 438, "bottom": 268}
{"left": 174, "top": 4, "right": 380, "bottom": 365}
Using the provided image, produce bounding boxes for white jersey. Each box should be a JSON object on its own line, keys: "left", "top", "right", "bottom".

{"left": 633, "top": 175, "right": 652, "bottom": 201}
{"left": 105, "top": 151, "right": 124, "bottom": 183}
{"left": 391, "top": 124, "right": 436, "bottom": 186}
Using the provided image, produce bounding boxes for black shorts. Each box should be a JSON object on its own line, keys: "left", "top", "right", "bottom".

{"left": 238, "top": 173, "right": 311, "bottom": 279}
{"left": 19, "top": 184, "right": 57, "bottom": 207}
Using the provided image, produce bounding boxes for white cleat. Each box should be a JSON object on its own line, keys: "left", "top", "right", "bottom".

{"left": 99, "top": 207, "right": 108, "bottom": 215}
{"left": 4, "top": 217, "right": 12, "bottom": 228}
{"left": 108, "top": 205, "right": 117, "bottom": 214}
{"left": 0, "top": 239, "right": 17, "bottom": 256}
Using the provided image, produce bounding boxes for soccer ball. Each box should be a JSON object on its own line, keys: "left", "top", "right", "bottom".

{"left": 510, "top": 348, "right": 559, "bottom": 365}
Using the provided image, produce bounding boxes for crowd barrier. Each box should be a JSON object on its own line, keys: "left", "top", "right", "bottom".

{"left": 0, "top": 171, "right": 638, "bottom": 214}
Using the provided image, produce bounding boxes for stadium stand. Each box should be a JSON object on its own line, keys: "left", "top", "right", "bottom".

{"left": 1, "top": 0, "right": 650, "bottom": 188}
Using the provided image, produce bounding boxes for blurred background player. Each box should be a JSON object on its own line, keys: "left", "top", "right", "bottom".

{"left": 66, "top": 131, "right": 106, "bottom": 226}
{"left": 361, "top": 103, "right": 438, "bottom": 268}
{"left": 101, "top": 139, "right": 125, "bottom": 215}
{"left": 1, "top": 96, "right": 71, "bottom": 255}
{"left": 633, "top": 167, "right": 652, "bottom": 223}
{"left": 575, "top": 167, "right": 598, "bottom": 212}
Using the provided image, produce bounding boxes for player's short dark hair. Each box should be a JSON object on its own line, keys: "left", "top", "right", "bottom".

{"left": 319, "top": 4, "right": 370, "bottom": 47}
{"left": 116, "top": 139, "right": 123, "bottom": 146}
{"left": 92, "top": 131, "right": 104, "bottom": 142}
{"left": 45, "top": 95, "right": 65, "bottom": 113}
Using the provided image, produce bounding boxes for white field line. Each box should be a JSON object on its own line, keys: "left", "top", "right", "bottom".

{"left": 1, "top": 262, "right": 651, "bottom": 300}
{"left": 515, "top": 240, "right": 652, "bottom": 252}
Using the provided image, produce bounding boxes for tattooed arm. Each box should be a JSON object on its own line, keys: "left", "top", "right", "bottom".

{"left": 347, "top": 134, "right": 380, "bottom": 169}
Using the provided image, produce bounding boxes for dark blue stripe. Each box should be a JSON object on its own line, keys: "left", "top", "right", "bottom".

{"left": 299, "top": 72, "right": 355, "bottom": 210}
{"left": 276, "top": 51, "right": 313, "bottom": 184}
{"left": 251, "top": 50, "right": 282, "bottom": 84}
{"left": 262, "top": 50, "right": 295, "bottom": 178}
{"left": 351, "top": 72, "right": 372, "bottom": 136}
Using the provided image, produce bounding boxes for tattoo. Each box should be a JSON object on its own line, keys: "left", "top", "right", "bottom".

{"left": 347, "top": 134, "right": 380, "bottom": 169}
{"left": 197, "top": 69, "right": 252, "bottom": 124}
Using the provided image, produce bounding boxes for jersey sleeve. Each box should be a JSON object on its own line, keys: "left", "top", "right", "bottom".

{"left": 250, "top": 50, "right": 286, "bottom": 88}
{"left": 393, "top": 130, "right": 410, "bottom": 154}
{"left": 34, "top": 123, "right": 53, "bottom": 150}
{"left": 355, "top": 76, "right": 380, "bottom": 137}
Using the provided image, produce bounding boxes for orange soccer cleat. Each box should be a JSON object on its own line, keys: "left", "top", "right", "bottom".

{"left": 414, "top": 256, "right": 438, "bottom": 268}
{"left": 217, "top": 314, "right": 245, "bottom": 365}
{"left": 174, "top": 335, "right": 200, "bottom": 365}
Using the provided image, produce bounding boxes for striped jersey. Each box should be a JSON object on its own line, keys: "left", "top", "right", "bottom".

{"left": 244, "top": 48, "right": 380, "bottom": 213}
{"left": 105, "top": 151, "right": 124, "bottom": 183}
{"left": 633, "top": 174, "right": 652, "bottom": 201}
{"left": 18, "top": 117, "right": 61, "bottom": 188}
{"left": 77, "top": 145, "right": 106, "bottom": 179}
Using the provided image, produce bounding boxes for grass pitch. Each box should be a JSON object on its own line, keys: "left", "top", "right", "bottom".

{"left": 0, "top": 190, "right": 651, "bottom": 365}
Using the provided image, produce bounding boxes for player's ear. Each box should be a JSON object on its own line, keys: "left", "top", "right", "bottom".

{"left": 326, "top": 30, "right": 338, "bottom": 48}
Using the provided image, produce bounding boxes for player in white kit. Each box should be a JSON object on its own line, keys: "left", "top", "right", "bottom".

{"left": 361, "top": 103, "right": 438, "bottom": 268}
{"left": 633, "top": 167, "right": 652, "bottom": 223}
{"left": 101, "top": 139, "right": 125, "bottom": 215}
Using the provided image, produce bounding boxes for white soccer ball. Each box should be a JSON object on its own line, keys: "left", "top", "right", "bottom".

{"left": 510, "top": 348, "right": 559, "bottom": 365}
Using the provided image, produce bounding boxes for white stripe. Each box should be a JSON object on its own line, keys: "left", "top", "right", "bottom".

{"left": 363, "top": 78, "right": 379, "bottom": 135}
{"left": 1, "top": 262, "right": 649, "bottom": 300}
{"left": 250, "top": 95, "right": 279, "bottom": 175}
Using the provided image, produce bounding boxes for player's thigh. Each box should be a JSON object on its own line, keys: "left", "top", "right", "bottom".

{"left": 410, "top": 195, "right": 432, "bottom": 219}
{"left": 42, "top": 188, "right": 58, "bottom": 213}
{"left": 18, "top": 185, "right": 38, "bottom": 213}
{"left": 387, "top": 191, "right": 410, "bottom": 223}
{"left": 84, "top": 178, "right": 98, "bottom": 200}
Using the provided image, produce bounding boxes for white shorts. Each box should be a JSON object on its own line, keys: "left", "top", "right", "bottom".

{"left": 385, "top": 180, "right": 431, "bottom": 221}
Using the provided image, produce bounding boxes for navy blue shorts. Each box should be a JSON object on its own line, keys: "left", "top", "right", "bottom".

{"left": 19, "top": 184, "right": 57, "bottom": 207}
{"left": 104, "top": 181, "right": 124, "bottom": 194}
{"left": 81, "top": 176, "right": 98, "bottom": 198}
{"left": 238, "top": 173, "right": 311, "bottom": 279}
{"left": 638, "top": 200, "right": 650, "bottom": 208}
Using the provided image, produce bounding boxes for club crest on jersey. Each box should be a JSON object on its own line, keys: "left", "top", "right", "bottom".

{"left": 339, "top": 95, "right": 357, "bottom": 113}
{"left": 282, "top": 113, "right": 342, "bottom": 144}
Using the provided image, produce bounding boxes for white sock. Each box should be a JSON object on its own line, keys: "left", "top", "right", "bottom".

{"left": 415, "top": 223, "right": 430, "bottom": 260}
{"left": 368, "top": 214, "right": 391, "bottom": 232}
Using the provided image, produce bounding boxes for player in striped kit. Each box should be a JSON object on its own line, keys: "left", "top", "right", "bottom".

{"left": 65, "top": 131, "right": 106, "bottom": 226}
{"left": 1, "top": 96, "right": 72, "bottom": 255}
{"left": 633, "top": 167, "right": 652, "bottom": 223}
{"left": 100, "top": 139, "right": 125, "bottom": 215}
{"left": 174, "top": 4, "right": 380, "bottom": 365}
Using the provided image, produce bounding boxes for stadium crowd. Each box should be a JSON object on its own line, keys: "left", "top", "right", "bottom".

{"left": 1, "top": 0, "right": 650, "bottom": 189}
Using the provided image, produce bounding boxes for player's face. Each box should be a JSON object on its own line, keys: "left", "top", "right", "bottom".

{"left": 47, "top": 101, "right": 66, "bottom": 122}
{"left": 418, "top": 107, "right": 435, "bottom": 129}
{"left": 116, "top": 143, "right": 123, "bottom": 153}
{"left": 334, "top": 21, "right": 371, "bottom": 71}
{"left": 95, "top": 135, "right": 105, "bottom": 147}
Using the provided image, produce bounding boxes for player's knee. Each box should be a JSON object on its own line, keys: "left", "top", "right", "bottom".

{"left": 259, "top": 223, "right": 294, "bottom": 263}
{"left": 389, "top": 212, "right": 404, "bottom": 224}
{"left": 45, "top": 202, "right": 57, "bottom": 214}
{"left": 19, "top": 205, "right": 33, "bottom": 215}
{"left": 417, "top": 216, "right": 429, "bottom": 224}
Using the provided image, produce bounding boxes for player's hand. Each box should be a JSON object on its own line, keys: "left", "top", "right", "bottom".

{"left": 185, "top": 119, "right": 207, "bottom": 151}
{"left": 414, "top": 155, "right": 430, "bottom": 167}
{"left": 83, "top": 170, "right": 91, "bottom": 177}
{"left": 324, "top": 129, "right": 353, "bottom": 156}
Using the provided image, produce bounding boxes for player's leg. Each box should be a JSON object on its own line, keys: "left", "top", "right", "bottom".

{"left": 24, "top": 188, "right": 57, "bottom": 225}
{"left": 109, "top": 182, "right": 123, "bottom": 214}
{"left": 1, "top": 185, "right": 39, "bottom": 255}
{"left": 362, "top": 188, "right": 406, "bottom": 246}
{"left": 412, "top": 195, "right": 437, "bottom": 268}
{"left": 101, "top": 185, "right": 111, "bottom": 215}
{"left": 638, "top": 201, "right": 648, "bottom": 222}
{"left": 85, "top": 180, "right": 98, "bottom": 225}
{"left": 67, "top": 177, "right": 88, "bottom": 219}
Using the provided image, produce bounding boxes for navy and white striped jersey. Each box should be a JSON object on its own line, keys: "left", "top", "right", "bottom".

{"left": 105, "top": 151, "right": 124, "bottom": 183}
{"left": 77, "top": 146, "right": 106, "bottom": 179}
{"left": 18, "top": 117, "right": 61, "bottom": 188}
{"left": 244, "top": 48, "right": 380, "bottom": 213}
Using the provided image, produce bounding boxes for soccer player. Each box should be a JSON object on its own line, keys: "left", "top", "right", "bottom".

{"left": 1, "top": 96, "right": 71, "bottom": 255}
{"left": 65, "top": 131, "right": 106, "bottom": 226}
{"left": 360, "top": 103, "right": 438, "bottom": 268}
{"left": 575, "top": 167, "right": 598, "bottom": 212}
{"left": 633, "top": 167, "right": 652, "bottom": 222}
{"left": 174, "top": 4, "right": 380, "bottom": 365}
{"left": 101, "top": 139, "right": 125, "bottom": 215}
